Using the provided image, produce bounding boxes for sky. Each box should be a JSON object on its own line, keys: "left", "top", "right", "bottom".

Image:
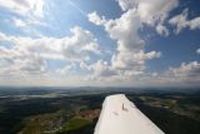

{"left": 0, "top": 0, "right": 199, "bottom": 87}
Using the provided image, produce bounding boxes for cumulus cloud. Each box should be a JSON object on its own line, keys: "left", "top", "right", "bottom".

{"left": 116, "top": 0, "right": 136, "bottom": 11}
{"left": 168, "top": 61, "right": 200, "bottom": 77}
{"left": 169, "top": 9, "right": 200, "bottom": 34}
{"left": 0, "top": 26, "right": 101, "bottom": 77}
{"left": 116, "top": 0, "right": 178, "bottom": 36}
{"left": 89, "top": 0, "right": 179, "bottom": 36}
{"left": 0, "top": 0, "right": 44, "bottom": 17}
{"left": 12, "top": 17, "right": 27, "bottom": 27}
{"left": 62, "top": 27, "right": 101, "bottom": 61}
{"left": 90, "top": 60, "right": 116, "bottom": 77}
{"left": 88, "top": 1, "right": 164, "bottom": 81}
{"left": 133, "top": 61, "right": 200, "bottom": 87}
{"left": 156, "top": 24, "right": 169, "bottom": 37}
{"left": 0, "top": 0, "right": 199, "bottom": 87}
{"left": 0, "top": 0, "right": 47, "bottom": 30}
{"left": 88, "top": 12, "right": 106, "bottom": 25}
{"left": 87, "top": 0, "right": 200, "bottom": 85}
{"left": 197, "top": 48, "right": 200, "bottom": 55}
{"left": 136, "top": 0, "right": 178, "bottom": 25}
{"left": 164, "top": 61, "right": 200, "bottom": 85}
{"left": 112, "top": 50, "right": 161, "bottom": 70}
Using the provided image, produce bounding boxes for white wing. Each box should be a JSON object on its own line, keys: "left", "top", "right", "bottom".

{"left": 94, "top": 94, "right": 165, "bottom": 134}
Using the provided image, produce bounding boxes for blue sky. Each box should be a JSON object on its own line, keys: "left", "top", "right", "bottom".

{"left": 0, "top": 0, "right": 199, "bottom": 87}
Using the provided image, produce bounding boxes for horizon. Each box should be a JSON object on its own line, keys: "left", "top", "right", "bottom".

{"left": 0, "top": 85, "right": 199, "bottom": 90}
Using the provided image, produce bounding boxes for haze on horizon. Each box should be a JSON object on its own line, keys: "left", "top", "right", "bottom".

{"left": 0, "top": 0, "right": 199, "bottom": 87}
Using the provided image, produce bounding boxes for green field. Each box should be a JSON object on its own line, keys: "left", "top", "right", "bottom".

{"left": 60, "top": 117, "right": 91, "bottom": 133}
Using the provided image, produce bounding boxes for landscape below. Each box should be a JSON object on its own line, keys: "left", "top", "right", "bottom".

{"left": 0, "top": 87, "right": 199, "bottom": 134}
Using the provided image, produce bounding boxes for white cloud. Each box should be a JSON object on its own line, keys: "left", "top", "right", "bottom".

{"left": 197, "top": 48, "right": 200, "bottom": 55}
{"left": 88, "top": 12, "right": 106, "bottom": 25}
{"left": 169, "top": 9, "right": 200, "bottom": 34}
{"left": 92, "top": 0, "right": 178, "bottom": 36}
{"left": 0, "top": 0, "right": 199, "bottom": 87}
{"left": 0, "top": 0, "right": 44, "bottom": 17}
{"left": 129, "top": 61, "right": 200, "bottom": 87}
{"left": 156, "top": 24, "right": 169, "bottom": 37}
{"left": 0, "top": 0, "right": 47, "bottom": 31}
{"left": 12, "top": 17, "right": 27, "bottom": 27}
{"left": 116, "top": 0, "right": 178, "bottom": 36}
{"left": 87, "top": 0, "right": 196, "bottom": 84}
{"left": 88, "top": 4, "right": 162, "bottom": 80}
{"left": 91, "top": 60, "right": 116, "bottom": 77}
{"left": 116, "top": 0, "right": 135, "bottom": 11}
{"left": 165, "top": 61, "right": 200, "bottom": 84}
{"left": 112, "top": 50, "right": 161, "bottom": 70}
{"left": 56, "top": 63, "right": 77, "bottom": 76}
{"left": 168, "top": 61, "right": 199, "bottom": 76}
{"left": 137, "top": 0, "right": 178, "bottom": 25}
{"left": 0, "top": 26, "right": 101, "bottom": 77}
{"left": 62, "top": 26, "right": 101, "bottom": 61}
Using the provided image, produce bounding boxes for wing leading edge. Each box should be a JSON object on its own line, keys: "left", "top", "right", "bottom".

{"left": 94, "top": 94, "right": 165, "bottom": 134}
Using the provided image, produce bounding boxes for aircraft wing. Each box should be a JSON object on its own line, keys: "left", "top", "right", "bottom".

{"left": 94, "top": 94, "right": 165, "bottom": 134}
